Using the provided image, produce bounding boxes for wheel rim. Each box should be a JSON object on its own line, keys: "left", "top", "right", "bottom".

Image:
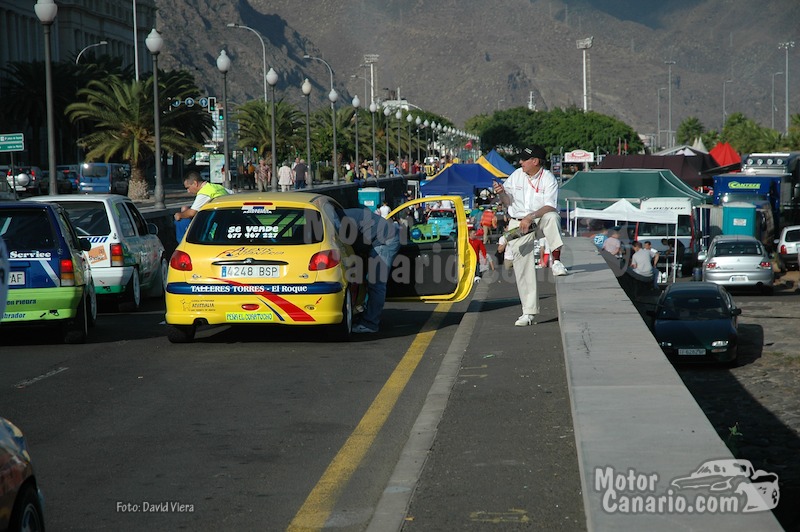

{"left": 160, "top": 258, "right": 168, "bottom": 293}
{"left": 20, "top": 501, "right": 43, "bottom": 531}
{"left": 344, "top": 288, "right": 353, "bottom": 334}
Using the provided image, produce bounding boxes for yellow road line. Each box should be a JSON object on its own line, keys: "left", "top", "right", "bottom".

{"left": 287, "top": 303, "right": 452, "bottom": 531}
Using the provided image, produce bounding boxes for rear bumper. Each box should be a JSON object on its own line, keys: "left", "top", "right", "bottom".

{"left": 91, "top": 266, "right": 134, "bottom": 296}
{"left": 703, "top": 269, "right": 774, "bottom": 287}
{"left": 2, "top": 287, "right": 82, "bottom": 322}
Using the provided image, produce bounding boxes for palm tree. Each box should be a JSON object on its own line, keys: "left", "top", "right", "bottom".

{"left": 236, "top": 99, "right": 304, "bottom": 164}
{"left": 66, "top": 74, "right": 211, "bottom": 199}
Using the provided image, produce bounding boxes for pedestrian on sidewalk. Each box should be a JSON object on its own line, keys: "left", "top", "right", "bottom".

{"left": 492, "top": 144, "right": 568, "bottom": 327}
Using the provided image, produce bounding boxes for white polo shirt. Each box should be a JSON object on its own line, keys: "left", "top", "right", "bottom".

{"left": 503, "top": 167, "right": 558, "bottom": 219}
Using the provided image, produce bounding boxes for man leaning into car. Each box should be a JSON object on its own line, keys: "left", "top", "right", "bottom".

{"left": 174, "top": 171, "right": 231, "bottom": 221}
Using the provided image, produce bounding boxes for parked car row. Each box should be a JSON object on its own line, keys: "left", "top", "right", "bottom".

{"left": 0, "top": 195, "right": 165, "bottom": 344}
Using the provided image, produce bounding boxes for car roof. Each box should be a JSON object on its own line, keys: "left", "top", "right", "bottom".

{"left": 663, "top": 282, "right": 724, "bottom": 295}
{"left": 710, "top": 235, "right": 761, "bottom": 244}
{"left": 199, "top": 191, "right": 338, "bottom": 210}
{"left": 32, "top": 193, "right": 119, "bottom": 202}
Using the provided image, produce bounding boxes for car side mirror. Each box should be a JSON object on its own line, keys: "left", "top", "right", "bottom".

{"left": 731, "top": 308, "right": 742, "bottom": 316}
{"left": 697, "top": 251, "right": 707, "bottom": 262}
{"left": 148, "top": 222, "right": 159, "bottom": 236}
{"left": 773, "top": 238, "right": 779, "bottom": 245}
{"left": 79, "top": 237, "right": 92, "bottom": 252}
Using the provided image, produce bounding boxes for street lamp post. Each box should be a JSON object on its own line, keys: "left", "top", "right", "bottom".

{"left": 415, "top": 116, "right": 422, "bottom": 162}
{"left": 395, "top": 110, "right": 402, "bottom": 163}
{"left": 577, "top": 37, "right": 594, "bottom": 112}
{"left": 665, "top": 60, "right": 676, "bottom": 148}
{"left": 722, "top": 79, "right": 732, "bottom": 130}
{"left": 657, "top": 87, "right": 666, "bottom": 149}
{"left": 352, "top": 95, "right": 360, "bottom": 173}
{"left": 384, "top": 106, "right": 391, "bottom": 177}
{"left": 302, "top": 78, "right": 313, "bottom": 188}
{"left": 772, "top": 71, "right": 784, "bottom": 131}
{"left": 779, "top": 41, "right": 795, "bottom": 135}
{"left": 423, "top": 119, "right": 430, "bottom": 159}
{"left": 145, "top": 29, "right": 164, "bottom": 209}
{"left": 35, "top": 0, "right": 58, "bottom": 195}
{"left": 227, "top": 23, "right": 267, "bottom": 106}
{"left": 407, "top": 114, "right": 413, "bottom": 166}
{"left": 76, "top": 40, "right": 108, "bottom": 65}
{"left": 267, "top": 67, "right": 278, "bottom": 191}
{"left": 304, "top": 55, "right": 338, "bottom": 183}
{"left": 370, "top": 102, "right": 377, "bottom": 180}
{"left": 216, "top": 50, "right": 232, "bottom": 190}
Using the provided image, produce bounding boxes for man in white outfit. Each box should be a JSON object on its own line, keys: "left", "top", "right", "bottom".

{"left": 492, "top": 144, "right": 568, "bottom": 327}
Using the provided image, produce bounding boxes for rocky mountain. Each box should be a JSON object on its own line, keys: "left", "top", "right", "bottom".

{"left": 155, "top": 0, "right": 800, "bottom": 143}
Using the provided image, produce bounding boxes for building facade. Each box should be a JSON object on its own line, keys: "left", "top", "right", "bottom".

{"left": 0, "top": 0, "right": 156, "bottom": 74}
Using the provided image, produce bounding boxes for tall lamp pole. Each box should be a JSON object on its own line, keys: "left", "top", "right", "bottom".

{"left": 406, "top": 114, "right": 413, "bottom": 166}
{"left": 352, "top": 95, "right": 360, "bottom": 172}
{"left": 76, "top": 40, "right": 108, "bottom": 64}
{"left": 665, "top": 60, "right": 676, "bottom": 148}
{"left": 656, "top": 87, "right": 666, "bottom": 149}
{"left": 415, "top": 116, "right": 422, "bottom": 162}
{"left": 267, "top": 67, "right": 278, "bottom": 191}
{"left": 384, "top": 106, "right": 391, "bottom": 177}
{"left": 722, "top": 79, "right": 732, "bottom": 130}
{"left": 772, "top": 71, "right": 784, "bottom": 131}
{"left": 395, "top": 110, "right": 402, "bottom": 163}
{"left": 779, "top": 41, "right": 795, "bottom": 135}
{"left": 302, "top": 78, "right": 313, "bottom": 188}
{"left": 370, "top": 102, "right": 377, "bottom": 180}
{"left": 424, "top": 119, "right": 430, "bottom": 159}
{"left": 227, "top": 23, "right": 267, "bottom": 106}
{"left": 35, "top": 0, "right": 58, "bottom": 195}
{"left": 216, "top": 50, "right": 232, "bottom": 190}
{"left": 577, "top": 37, "right": 593, "bottom": 112}
{"left": 145, "top": 29, "right": 165, "bottom": 209}
{"left": 304, "top": 54, "right": 338, "bottom": 183}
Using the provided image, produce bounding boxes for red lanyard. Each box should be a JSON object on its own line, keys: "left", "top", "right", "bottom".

{"left": 527, "top": 169, "right": 543, "bottom": 193}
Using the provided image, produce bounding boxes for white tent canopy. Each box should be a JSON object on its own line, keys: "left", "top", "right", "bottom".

{"left": 571, "top": 199, "right": 681, "bottom": 282}
{"left": 570, "top": 199, "right": 678, "bottom": 226}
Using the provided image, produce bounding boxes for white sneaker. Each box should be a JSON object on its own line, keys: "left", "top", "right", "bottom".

{"left": 551, "top": 260, "right": 569, "bottom": 276}
{"left": 514, "top": 314, "right": 535, "bottom": 327}
{"left": 473, "top": 276, "right": 481, "bottom": 284}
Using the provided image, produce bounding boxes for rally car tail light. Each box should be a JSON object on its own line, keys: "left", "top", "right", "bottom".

{"left": 60, "top": 258, "right": 76, "bottom": 286}
{"left": 308, "top": 250, "right": 340, "bottom": 271}
{"left": 110, "top": 243, "right": 124, "bottom": 266}
{"left": 705, "top": 261, "right": 718, "bottom": 270}
{"left": 781, "top": 244, "right": 787, "bottom": 255}
{"left": 170, "top": 250, "right": 193, "bottom": 271}
{"left": 759, "top": 261, "right": 772, "bottom": 269}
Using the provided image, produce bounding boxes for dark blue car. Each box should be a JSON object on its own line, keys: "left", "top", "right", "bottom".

{"left": 649, "top": 282, "right": 741, "bottom": 365}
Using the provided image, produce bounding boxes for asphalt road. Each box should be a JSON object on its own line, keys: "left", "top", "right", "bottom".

{"left": 0, "top": 296, "right": 467, "bottom": 531}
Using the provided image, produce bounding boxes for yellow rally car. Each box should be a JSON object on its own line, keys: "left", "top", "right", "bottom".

{"left": 164, "top": 193, "right": 475, "bottom": 342}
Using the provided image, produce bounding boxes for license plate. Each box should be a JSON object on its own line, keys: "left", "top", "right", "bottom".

{"left": 678, "top": 348, "right": 706, "bottom": 356}
{"left": 220, "top": 265, "right": 280, "bottom": 278}
{"left": 9, "top": 271, "right": 24, "bottom": 285}
{"left": 730, "top": 275, "right": 748, "bottom": 282}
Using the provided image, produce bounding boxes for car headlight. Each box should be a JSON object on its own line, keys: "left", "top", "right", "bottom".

{"left": 711, "top": 340, "right": 729, "bottom": 347}
{"left": 659, "top": 341, "right": 672, "bottom": 348}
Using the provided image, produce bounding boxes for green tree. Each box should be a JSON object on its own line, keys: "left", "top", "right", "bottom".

{"left": 66, "top": 74, "right": 211, "bottom": 199}
{"left": 676, "top": 117, "right": 705, "bottom": 145}
{"left": 722, "top": 113, "right": 773, "bottom": 154}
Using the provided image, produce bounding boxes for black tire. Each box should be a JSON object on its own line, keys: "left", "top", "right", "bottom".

{"left": 64, "top": 291, "right": 88, "bottom": 344}
{"left": 119, "top": 268, "right": 141, "bottom": 311}
{"left": 328, "top": 287, "right": 353, "bottom": 341}
{"left": 8, "top": 483, "right": 45, "bottom": 532}
{"left": 167, "top": 324, "right": 196, "bottom": 343}
{"left": 87, "top": 282, "right": 97, "bottom": 328}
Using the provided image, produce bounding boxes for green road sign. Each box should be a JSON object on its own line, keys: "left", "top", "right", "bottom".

{"left": 0, "top": 133, "right": 24, "bottom": 153}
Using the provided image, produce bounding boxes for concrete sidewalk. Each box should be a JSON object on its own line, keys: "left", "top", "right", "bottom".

{"left": 371, "top": 237, "right": 783, "bottom": 531}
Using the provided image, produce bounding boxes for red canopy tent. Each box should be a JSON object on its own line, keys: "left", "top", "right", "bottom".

{"left": 709, "top": 142, "right": 741, "bottom": 168}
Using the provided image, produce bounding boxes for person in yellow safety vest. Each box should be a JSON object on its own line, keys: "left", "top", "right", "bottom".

{"left": 174, "top": 170, "right": 232, "bottom": 221}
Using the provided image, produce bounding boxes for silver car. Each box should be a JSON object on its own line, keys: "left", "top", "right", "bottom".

{"left": 700, "top": 235, "right": 774, "bottom": 294}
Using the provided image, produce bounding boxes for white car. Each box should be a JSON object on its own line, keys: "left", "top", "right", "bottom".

{"left": 31, "top": 195, "right": 167, "bottom": 310}
{"left": 775, "top": 224, "right": 800, "bottom": 270}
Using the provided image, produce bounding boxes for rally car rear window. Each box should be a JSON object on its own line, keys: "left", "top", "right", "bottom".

{"left": 0, "top": 209, "right": 58, "bottom": 250}
{"left": 54, "top": 201, "right": 111, "bottom": 236}
{"left": 187, "top": 206, "right": 324, "bottom": 245}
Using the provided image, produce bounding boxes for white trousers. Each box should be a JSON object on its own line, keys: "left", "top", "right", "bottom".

{"left": 508, "top": 211, "right": 563, "bottom": 315}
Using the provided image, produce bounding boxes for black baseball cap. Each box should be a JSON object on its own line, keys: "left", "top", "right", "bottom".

{"left": 518, "top": 144, "right": 548, "bottom": 161}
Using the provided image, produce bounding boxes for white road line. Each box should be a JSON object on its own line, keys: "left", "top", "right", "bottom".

{"left": 15, "top": 367, "right": 69, "bottom": 388}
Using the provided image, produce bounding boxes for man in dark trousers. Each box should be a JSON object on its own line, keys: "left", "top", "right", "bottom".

{"left": 293, "top": 158, "right": 308, "bottom": 189}
{"left": 342, "top": 206, "right": 401, "bottom": 333}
